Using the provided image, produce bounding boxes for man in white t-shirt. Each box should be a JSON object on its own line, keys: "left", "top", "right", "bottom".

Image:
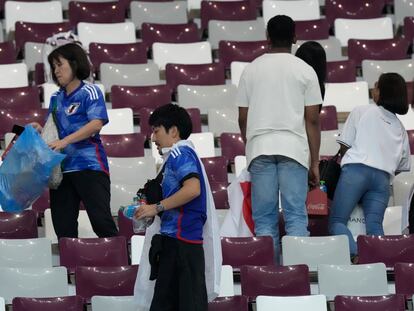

{"left": 237, "top": 15, "right": 322, "bottom": 259}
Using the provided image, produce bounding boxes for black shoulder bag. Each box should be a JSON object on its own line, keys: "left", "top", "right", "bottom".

{"left": 319, "top": 150, "right": 341, "bottom": 200}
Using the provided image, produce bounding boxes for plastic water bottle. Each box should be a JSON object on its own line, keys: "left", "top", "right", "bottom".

{"left": 120, "top": 194, "right": 153, "bottom": 233}
{"left": 319, "top": 180, "right": 327, "bottom": 193}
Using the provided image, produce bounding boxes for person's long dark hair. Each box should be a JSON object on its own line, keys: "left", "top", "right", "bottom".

{"left": 377, "top": 73, "right": 409, "bottom": 115}
{"left": 295, "top": 41, "right": 327, "bottom": 100}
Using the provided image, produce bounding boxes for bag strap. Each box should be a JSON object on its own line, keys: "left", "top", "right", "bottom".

{"left": 154, "top": 164, "right": 165, "bottom": 184}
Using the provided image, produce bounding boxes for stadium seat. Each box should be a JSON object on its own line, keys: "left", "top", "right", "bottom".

{"left": 0, "top": 238, "right": 52, "bottom": 268}
{"left": 295, "top": 19, "right": 330, "bottom": 41}
{"left": 334, "top": 294, "right": 405, "bottom": 311}
{"left": 111, "top": 85, "right": 171, "bottom": 114}
{"left": 0, "top": 108, "right": 47, "bottom": 138}
{"left": 325, "top": 0, "right": 385, "bottom": 26}
{"left": 0, "top": 210, "right": 37, "bottom": 239}
{"left": 208, "top": 19, "right": 266, "bottom": 50}
{"left": 60, "top": 0, "right": 116, "bottom": 11}
{"left": 218, "top": 41, "right": 268, "bottom": 69}
{"left": 256, "top": 295, "right": 327, "bottom": 311}
{"left": 219, "top": 265, "right": 234, "bottom": 297}
{"left": 75, "top": 265, "right": 138, "bottom": 301}
{"left": 108, "top": 156, "right": 157, "bottom": 185}
{"left": 357, "top": 235, "right": 414, "bottom": 267}
{"left": 324, "top": 81, "right": 369, "bottom": 112}
{"left": 201, "top": 156, "right": 228, "bottom": 183}
{"left": 141, "top": 22, "right": 200, "bottom": 47}
{"left": 101, "top": 133, "right": 145, "bottom": 157}
{"left": 334, "top": 17, "right": 393, "bottom": 47}
{"left": 0, "top": 86, "right": 40, "bottom": 110}
{"left": 221, "top": 236, "right": 274, "bottom": 269}
{"left": 395, "top": 262, "right": 414, "bottom": 298}
{"left": 210, "top": 181, "right": 229, "bottom": 209}
{"left": 320, "top": 105, "right": 338, "bottom": 131}
{"left": 230, "top": 61, "right": 248, "bottom": 86}
{"left": 348, "top": 38, "right": 410, "bottom": 66}
{"left": 12, "top": 296, "right": 84, "bottom": 311}
{"left": 5, "top": 1, "right": 63, "bottom": 34}
{"left": 318, "top": 263, "right": 388, "bottom": 300}
{"left": 152, "top": 42, "right": 213, "bottom": 70}
{"left": 293, "top": 37, "right": 343, "bottom": 62}
{"left": 0, "top": 63, "right": 29, "bottom": 88}
{"left": 23, "top": 42, "right": 43, "bottom": 72}
{"left": 200, "top": 1, "right": 256, "bottom": 30}
{"left": 362, "top": 59, "right": 414, "bottom": 88}
{"left": 240, "top": 265, "right": 311, "bottom": 299}
{"left": 177, "top": 84, "right": 237, "bottom": 114}
{"left": 31, "top": 190, "right": 50, "bottom": 214}
{"left": 165, "top": 63, "right": 225, "bottom": 90}
{"left": 130, "top": 1, "right": 188, "bottom": 30}
{"left": 100, "top": 63, "right": 160, "bottom": 90}
{"left": 89, "top": 42, "right": 147, "bottom": 74}
{"left": 320, "top": 130, "right": 340, "bottom": 156}
{"left": 188, "top": 132, "right": 215, "bottom": 158}
{"left": 220, "top": 133, "right": 245, "bottom": 164}
{"left": 207, "top": 107, "right": 239, "bottom": 137}
{"left": 91, "top": 295, "right": 137, "bottom": 311}
{"left": 263, "top": 0, "right": 320, "bottom": 24}
{"left": 403, "top": 17, "right": 414, "bottom": 42}
{"left": 208, "top": 296, "right": 249, "bottom": 311}
{"left": 59, "top": 236, "right": 128, "bottom": 273}
{"left": 77, "top": 22, "right": 136, "bottom": 48}
{"left": 68, "top": 1, "right": 125, "bottom": 27}
{"left": 0, "top": 266, "right": 68, "bottom": 304}
{"left": 395, "top": 0, "right": 414, "bottom": 27}
{"left": 101, "top": 108, "right": 134, "bottom": 135}
{"left": 234, "top": 155, "right": 247, "bottom": 176}
{"left": 326, "top": 60, "right": 356, "bottom": 83}
{"left": 0, "top": 42, "right": 16, "bottom": 64}
{"left": 281, "top": 235, "right": 350, "bottom": 271}
{"left": 130, "top": 235, "right": 145, "bottom": 264}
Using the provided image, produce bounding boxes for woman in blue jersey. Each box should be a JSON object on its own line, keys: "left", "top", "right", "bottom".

{"left": 31, "top": 43, "right": 118, "bottom": 239}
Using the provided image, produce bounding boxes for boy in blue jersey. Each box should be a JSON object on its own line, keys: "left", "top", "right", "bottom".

{"left": 136, "top": 104, "right": 208, "bottom": 311}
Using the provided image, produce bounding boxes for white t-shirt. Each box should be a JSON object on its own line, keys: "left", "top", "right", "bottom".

{"left": 236, "top": 53, "right": 322, "bottom": 169}
{"left": 338, "top": 104, "right": 411, "bottom": 176}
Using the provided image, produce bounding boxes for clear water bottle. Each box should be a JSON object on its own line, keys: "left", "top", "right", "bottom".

{"left": 319, "top": 180, "right": 327, "bottom": 193}
{"left": 120, "top": 194, "right": 154, "bottom": 233}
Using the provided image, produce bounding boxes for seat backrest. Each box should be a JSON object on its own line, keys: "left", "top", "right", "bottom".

{"left": 166, "top": 63, "right": 225, "bottom": 90}
{"left": 141, "top": 22, "right": 200, "bottom": 47}
{"left": 101, "top": 133, "right": 145, "bottom": 157}
{"left": 318, "top": 263, "right": 388, "bottom": 300}
{"left": 0, "top": 210, "right": 37, "bottom": 239}
{"left": 0, "top": 41, "right": 16, "bottom": 64}
{"left": 5, "top": 1, "right": 63, "bottom": 34}
{"left": 324, "top": 81, "right": 369, "bottom": 112}
{"left": 320, "top": 130, "right": 340, "bottom": 156}
{"left": 221, "top": 236, "right": 274, "bottom": 268}
{"left": 130, "top": 235, "right": 145, "bottom": 265}
{"left": 0, "top": 63, "right": 28, "bottom": 88}
{"left": 75, "top": 265, "right": 138, "bottom": 301}
{"left": 0, "top": 86, "right": 40, "bottom": 110}
{"left": 23, "top": 42, "right": 43, "bottom": 72}
{"left": 282, "top": 235, "right": 350, "bottom": 271}
{"left": 220, "top": 133, "right": 245, "bottom": 164}
{"left": 60, "top": 0, "right": 116, "bottom": 11}
{"left": 59, "top": 236, "right": 128, "bottom": 273}
{"left": 111, "top": 84, "right": 171, "bottom": 113}
{"left": 395, "top": 262, "right": 414, "bottom": 297}
{"left": 263, "top": 0, "right": 320, "bottom": 24}
{"left": 210, "top": 181, "right": 229, "bottom": 209}
{"left": 295, "top": 19, "right": 330, "bottom": 40}
{"left": 383, "top": 205, "right": 403, "bottom": 235}
{"left": 91, "top": 295, "right": 137, "bottom": 311}
{"left": 218, "top": 40, "right": 268, "bottom": 69}
{"left": 44, "top": 209, "right": 97, "bottom": 243}
{"left": 207, "top": 107, "right": 239, "bottom": 137}
{"left": 334, "top": 294, "right": 405, "bottom": 311}
{"left": 130, "top": 1, "right": 188, "bottom": 30}
{"left": 241, "top": 265, "right": 311, "bottom": 298}
{"left": 152, "top": 42, "right": 212, "bottom": 70}
{"left": 357, "top": 234, "right": 414, "bottom": 267}
{"left": 177, "top": 84, "right": 237, "bottom": 114}
{"left": 208, "top": 296, "right": 249, "bottom": 311}
{"left": 293, "top": 37, "right": 343, "bottom": 62}
{"left": 89, "top": 42, "right": 147, "bottom": 73}
{"left": 108, "top": 156, "right": 157, "bottom": 185}
{"left": 320, "top": 105, "right": 338, "bottom": 130}
{"left": 230, "top": 61, "right": 249, "bottom": 86}
{"left": 256, "top": 295, "right": 327, "bottom": 311}
{"left": 334, "top": 17, "right": 393, "bottom": 47}
{"left": 395, "top": 0, "right": 414, "bottom": 27}
{"left": 325, "top": 0, "right": 385, "bottom": 26}
{"left": 101, "top": 108, "right": 134, "bottom": 135}
{"left": 0, "top": 266, "right": 68, "bottom": 304}
{"left": 326, "top": 60, "right": 356, "bottom": 83}
{"left": 68, "top": 1, "right": 125, "bottom": 27}
{"left": 0, "top": 238, "right": 52, "bottom": 268}
{"left": 362, "top": 59, "right": 414, "bottom": 88}
{"left": 0, "top": 108, "right": 46, "bottom": 138}
{"left": 188, "top": 132, "right": 215, "bottom": 158}
{"left": 201, "top": 156, "right": 228, "bottom": 183}
{"left": 12, "top": 296, "right": 84, "bottom": 311}
{"left": 77, "top": 22, "right": 136, "bottom": 47}
{"left": 208, "top": 19, "right": 266, "bottom": 49}
{"left": 100, "top": 63, "right": 160, "bottom": 90}
{"left": 234, "top": 155, "right": 247, "bottom": 176}
{"left": 218, "top": 265, "right": 234, "bottom": 297}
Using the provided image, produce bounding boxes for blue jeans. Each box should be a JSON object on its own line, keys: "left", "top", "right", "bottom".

{"left": 329, "top": 163, "right": 390, "bottom": 255}
{"left": 249, "top": 155, "right": 309, "bottom": 261}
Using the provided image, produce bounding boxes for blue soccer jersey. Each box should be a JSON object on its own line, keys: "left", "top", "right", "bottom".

{"left": 160, "top": 144, "right": 207, "bottom": 243}
{"left": 48, "top": 82, "right": 109, "bottom": 173}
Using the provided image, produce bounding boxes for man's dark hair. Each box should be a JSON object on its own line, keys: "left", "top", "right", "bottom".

{"left": 48, "top": 43, "right": 91, "bottom": 85}
{"left": 295, "top": 41, "right": 327, "bottom": 99}
{"left": 377, "top": 72, "right": 409, "bottom": 115}
{"left": 267, "top": 15, "right": 295, "bottom": 48}
{"left": 149, "top": 104, "right": 193, "bottom": 139}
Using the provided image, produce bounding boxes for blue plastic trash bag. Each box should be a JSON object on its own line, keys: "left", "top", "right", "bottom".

{"left": 0, "top": 125, "right": 65, "bottom": 212}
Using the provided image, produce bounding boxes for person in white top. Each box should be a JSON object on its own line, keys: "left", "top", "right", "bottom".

{"left": 237, "top": 15, "right": 322, "bottom": 260}
{"left": 329, "top": 72, "right": 411, "bottom": 259}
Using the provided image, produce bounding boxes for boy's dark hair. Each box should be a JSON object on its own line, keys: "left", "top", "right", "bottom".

{"left": 48, "top": 43, "right": 91, "bottom": 85}
{"left": 377, "top": 72, "right": 409, "bottom": 115}
{"left": 149, "top": 104, "right": 192, "bottom": 139}
{"left": 295, "top": 41, "right": 327, "bottom": 99}
{"left": 267, "top": 15, "right": 295, "bottom": 48}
